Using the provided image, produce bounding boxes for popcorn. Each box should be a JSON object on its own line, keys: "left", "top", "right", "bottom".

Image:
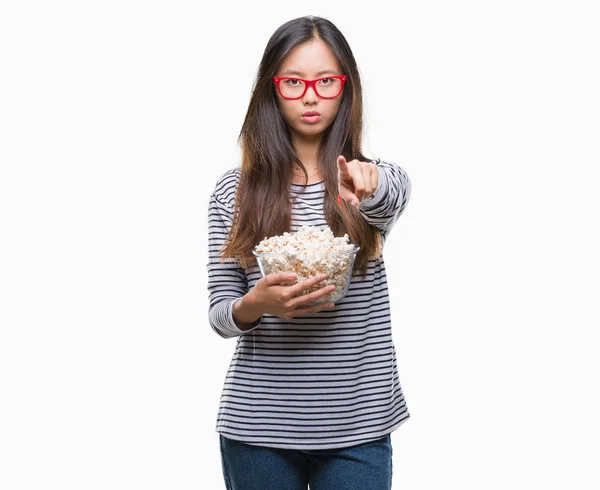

{"left": 253, "top": 225, "right": 359, "bottom": 303}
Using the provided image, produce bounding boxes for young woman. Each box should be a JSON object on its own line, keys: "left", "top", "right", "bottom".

{"left": 207, "top": 15, "right": 412, "bottom": 490}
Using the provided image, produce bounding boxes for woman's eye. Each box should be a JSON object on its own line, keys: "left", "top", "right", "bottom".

{"left": 319, "top": 78, "right": 332, "bottom": 84}
{"left": 286, "top": 79, "right": 300, "bottom": 85}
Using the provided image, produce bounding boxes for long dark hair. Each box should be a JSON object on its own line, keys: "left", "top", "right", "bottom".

{"left": 220, "top": 15, "right": 382, "bottom": 279}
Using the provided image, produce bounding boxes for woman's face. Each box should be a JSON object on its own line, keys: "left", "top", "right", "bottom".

{"left": 274, "top": 38, "right": 344, "bottom": 143}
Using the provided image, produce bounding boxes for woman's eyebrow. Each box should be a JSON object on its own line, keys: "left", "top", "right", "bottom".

{"left": 281, "top": 69, "right": 339, "bottom": 77}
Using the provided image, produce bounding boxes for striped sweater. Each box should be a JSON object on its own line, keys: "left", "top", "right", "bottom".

{"left": 207, "top": 158, "right": 412, "bottom": 450}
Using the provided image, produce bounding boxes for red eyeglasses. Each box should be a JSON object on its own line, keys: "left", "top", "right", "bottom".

{"left": 273, "top": 75, "right": 347, "bottom": 100}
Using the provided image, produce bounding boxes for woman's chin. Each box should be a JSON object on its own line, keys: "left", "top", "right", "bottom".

{"left": 291, "top": 123, "right": 328, "bottom": 140}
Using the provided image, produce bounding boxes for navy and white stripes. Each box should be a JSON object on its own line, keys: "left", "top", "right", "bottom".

{"left": 207, "top": 159, "right": 412, "bottom": 450}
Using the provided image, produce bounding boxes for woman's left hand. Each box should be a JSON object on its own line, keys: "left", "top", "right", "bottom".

{"left": 337, "top": 155, "right": 379, "bottom": 206}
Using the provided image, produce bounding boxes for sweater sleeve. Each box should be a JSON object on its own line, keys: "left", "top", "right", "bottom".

{"left": 356, "top": 159, "right": 411, "bottom": 239}
{"left": 207, "top": 192, "right": 263, "bottom": 339}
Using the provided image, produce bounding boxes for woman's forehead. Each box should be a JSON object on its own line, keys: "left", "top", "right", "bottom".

{"left": 279, "top": 40, "right": 341, "bottom": 76}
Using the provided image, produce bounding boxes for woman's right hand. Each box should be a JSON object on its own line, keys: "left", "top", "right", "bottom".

{"left": 249, "top": 272, "right": 336, "bottom": 320}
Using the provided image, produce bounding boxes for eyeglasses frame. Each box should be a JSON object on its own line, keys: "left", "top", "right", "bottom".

{"left": 273, "top": 75, "right": 347, "bottom": 100}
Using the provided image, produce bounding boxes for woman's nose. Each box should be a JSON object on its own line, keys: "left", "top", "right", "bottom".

{"left": 303, "top": 84, "right": 319, "bottom": 102}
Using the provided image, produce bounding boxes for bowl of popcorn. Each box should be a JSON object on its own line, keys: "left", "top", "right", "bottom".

{"left": 252, "top": 225, "right": 360, "bottom": 305}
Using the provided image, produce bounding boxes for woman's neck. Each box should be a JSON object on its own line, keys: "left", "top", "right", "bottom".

{"left": 292, "top": 135, "right": 320, "bottom": 171}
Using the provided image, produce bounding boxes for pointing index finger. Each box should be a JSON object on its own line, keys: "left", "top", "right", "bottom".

{"left": 337, "top": 155, "right": 348, "bottom": 173}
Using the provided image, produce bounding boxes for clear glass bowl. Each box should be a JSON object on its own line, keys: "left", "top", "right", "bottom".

{"left": 252, "top": 245, "right": 360, "bottom": 305}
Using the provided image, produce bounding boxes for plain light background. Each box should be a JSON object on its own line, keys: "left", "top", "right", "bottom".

{"left": 1, "top": 1, "right": 599, "bottom": 489}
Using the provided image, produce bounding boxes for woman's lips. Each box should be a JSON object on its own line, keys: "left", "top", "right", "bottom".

{"left": 301, "top": 114, "right": 321, "bottom": 124}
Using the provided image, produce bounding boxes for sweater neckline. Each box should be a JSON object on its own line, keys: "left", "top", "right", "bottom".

{"left": 289, "top": 179, "right": 324, "bottom": 187}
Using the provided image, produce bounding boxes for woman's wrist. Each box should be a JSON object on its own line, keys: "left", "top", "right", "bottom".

{"left": 232, "top": 291, "right": 264, "bottom": 331}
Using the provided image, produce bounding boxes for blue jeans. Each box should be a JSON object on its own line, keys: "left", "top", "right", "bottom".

{"left": 219, "top": 434, "right": 393, "bottom": 490}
